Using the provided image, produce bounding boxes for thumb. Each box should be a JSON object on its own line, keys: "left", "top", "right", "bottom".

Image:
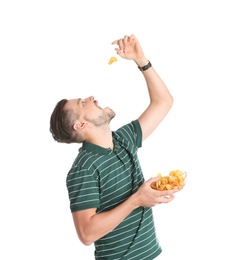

{"left": 146, "top": 177, "right": 159, "bottom": 184}
{"left": 115, "top": 48, "right": 125, "bottom": 58}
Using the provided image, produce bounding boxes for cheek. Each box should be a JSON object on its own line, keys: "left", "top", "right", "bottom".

{"left": 83, "top": 109, "right": 97, "bottom": 120}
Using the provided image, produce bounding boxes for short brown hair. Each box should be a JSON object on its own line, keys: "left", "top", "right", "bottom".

{"left": 49, "top": 99, "right": 83, "bottom": 143}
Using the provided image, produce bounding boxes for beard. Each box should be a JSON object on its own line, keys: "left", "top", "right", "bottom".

{"left": 84, "top": 108, "right": 116, "bottom": 127}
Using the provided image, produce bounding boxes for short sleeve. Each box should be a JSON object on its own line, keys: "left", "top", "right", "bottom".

{"left": 131, "top": 120, "right": 142, "bottom": 148}
{"left": 66, "top": 168, "right": 100, "bottom": 212}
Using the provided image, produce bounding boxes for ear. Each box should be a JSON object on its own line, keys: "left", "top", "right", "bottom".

{"left": 73, "top": 121, "right": 88, "bottom": 131}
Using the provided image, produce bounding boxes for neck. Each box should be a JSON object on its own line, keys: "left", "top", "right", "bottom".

{"left": 85, "top": 125, "right": 114, "bottom": 150}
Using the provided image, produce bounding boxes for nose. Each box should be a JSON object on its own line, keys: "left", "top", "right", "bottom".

{"left": 83, "top": 96, "right": 94, "bottom": 103}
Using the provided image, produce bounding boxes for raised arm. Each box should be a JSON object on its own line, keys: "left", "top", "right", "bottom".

{"left": 112, "top": 34, "right": 173, "bottom": 141}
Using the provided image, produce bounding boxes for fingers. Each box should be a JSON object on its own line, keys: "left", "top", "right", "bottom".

{"left": 158, "top": 194, "right": 175, "bottom": 204}
{"left": 111, "top": 34, "right": 138, "bottom": 60}
{"left": 119, "top": 39, "right": 124, "bottom": 51}
{"left": 150, "top": 185, "right": 178, "bottom": 205}
{"left": 123, "top": 35, "right": 129, "bottom": 45}
{"left": 136, "top": 180, "right": 178, "bottom": 207}
{"left": 151, "top": 188, "right": 177, "bottom": 204}
{"left": 112, "top": 38, "right": 125, "bottom": 58}
{"left": 112, "top": 38, "right": 124, "bottom": 51}
{"left": 112, "top": 34, "right": 135, "bottom": 49}
{"left": 111, "top": 35, "right": 125, "bottom": 45}
{"left": 159, "top": 188, "right": 178, "bottom": 196}
{"left": 114, "top": 47, "right": 125, "bottom": 58}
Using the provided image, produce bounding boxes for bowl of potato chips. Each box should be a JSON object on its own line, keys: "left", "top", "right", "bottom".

{"left": 150, "top": 170, "right": 187, "bottom": 191}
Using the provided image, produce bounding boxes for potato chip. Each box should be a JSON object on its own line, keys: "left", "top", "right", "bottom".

{"left": 158, "top": 185, "right": 166, "bottom": 191}
{"left": 108, "top": 56, "right": 117, "bottom": 64}
{"left": 151, "top": 170, "right": 187, "bottom": 191}
{"left": 165, "top": 184, "right": 173, "bottom": 190}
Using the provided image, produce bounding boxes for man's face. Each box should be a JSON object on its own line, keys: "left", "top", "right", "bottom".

{"left": 65, "top": 96, "right": 116, "bottom": 126}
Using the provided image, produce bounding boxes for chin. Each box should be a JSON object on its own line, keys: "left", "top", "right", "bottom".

{"left": 107, "top": 110, "right": 116, "bottom": 121}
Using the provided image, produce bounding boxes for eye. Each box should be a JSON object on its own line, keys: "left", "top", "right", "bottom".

{"left": 81, "top": 100, "right": 86, "bottom": 105}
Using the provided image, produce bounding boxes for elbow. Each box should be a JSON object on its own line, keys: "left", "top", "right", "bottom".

{"left": 79, "top": 236, "right": 93, "bottom": 246}
{"left": 72, "top": 210, "right": 98, "bottom": 246}
{"left": 159, "top": 92, "right": 174, "bottom": 110}
{"left": 165, "top": 95, "right": 174, "bottom": 111}
{"left": 78, "top": 231, "right": 95, "bottom": 246}
{"left": 168, "top": 94, "right": 174, "bottom": 107}
{"left": 170, "top": 97, "right": 174, "bottom": 109}
{"left": 81, "top": 239, "right": 93, "bottom": 246}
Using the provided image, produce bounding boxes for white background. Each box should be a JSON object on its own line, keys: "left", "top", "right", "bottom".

{"left": 1, "top": 0, "right": 233, "bottom": 259}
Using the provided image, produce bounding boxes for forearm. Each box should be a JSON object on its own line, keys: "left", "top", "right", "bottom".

{"left": 135, "top": 58, "right": 173, "bottom": 105}
{"left": 135, "top": 57, "right": 174, "bottom": 140}
{"left": 75, "top": 176, "right": 177, "bottom": 245}
{"left": 77, "top": 194, "right": 139, "bottom": 245}
{"left": 80, "top": 176, "right": 177, "bottom": 245}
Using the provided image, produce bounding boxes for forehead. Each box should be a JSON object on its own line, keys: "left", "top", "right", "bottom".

{"left": 64, "top": 98, "right": 80, "bottom": 110}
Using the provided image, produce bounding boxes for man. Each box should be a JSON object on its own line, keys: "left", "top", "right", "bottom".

{"left": 50, "top": 34, "right": 177, "bottom": 259}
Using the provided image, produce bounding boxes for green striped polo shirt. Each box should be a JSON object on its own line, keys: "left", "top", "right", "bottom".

{"left": 66, "top": 120, "right": 162, "bottom": 260}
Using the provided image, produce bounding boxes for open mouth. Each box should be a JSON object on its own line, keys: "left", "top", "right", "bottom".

{"left": 95, "top": 100, "right": 101, "bottom": 108}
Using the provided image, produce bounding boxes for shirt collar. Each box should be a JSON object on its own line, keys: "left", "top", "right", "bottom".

{"left": 81, "top": 141, "right": 111, "bottom": 155}
{"left": 81, "top": 131, "right": 125, "bottom": 155}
